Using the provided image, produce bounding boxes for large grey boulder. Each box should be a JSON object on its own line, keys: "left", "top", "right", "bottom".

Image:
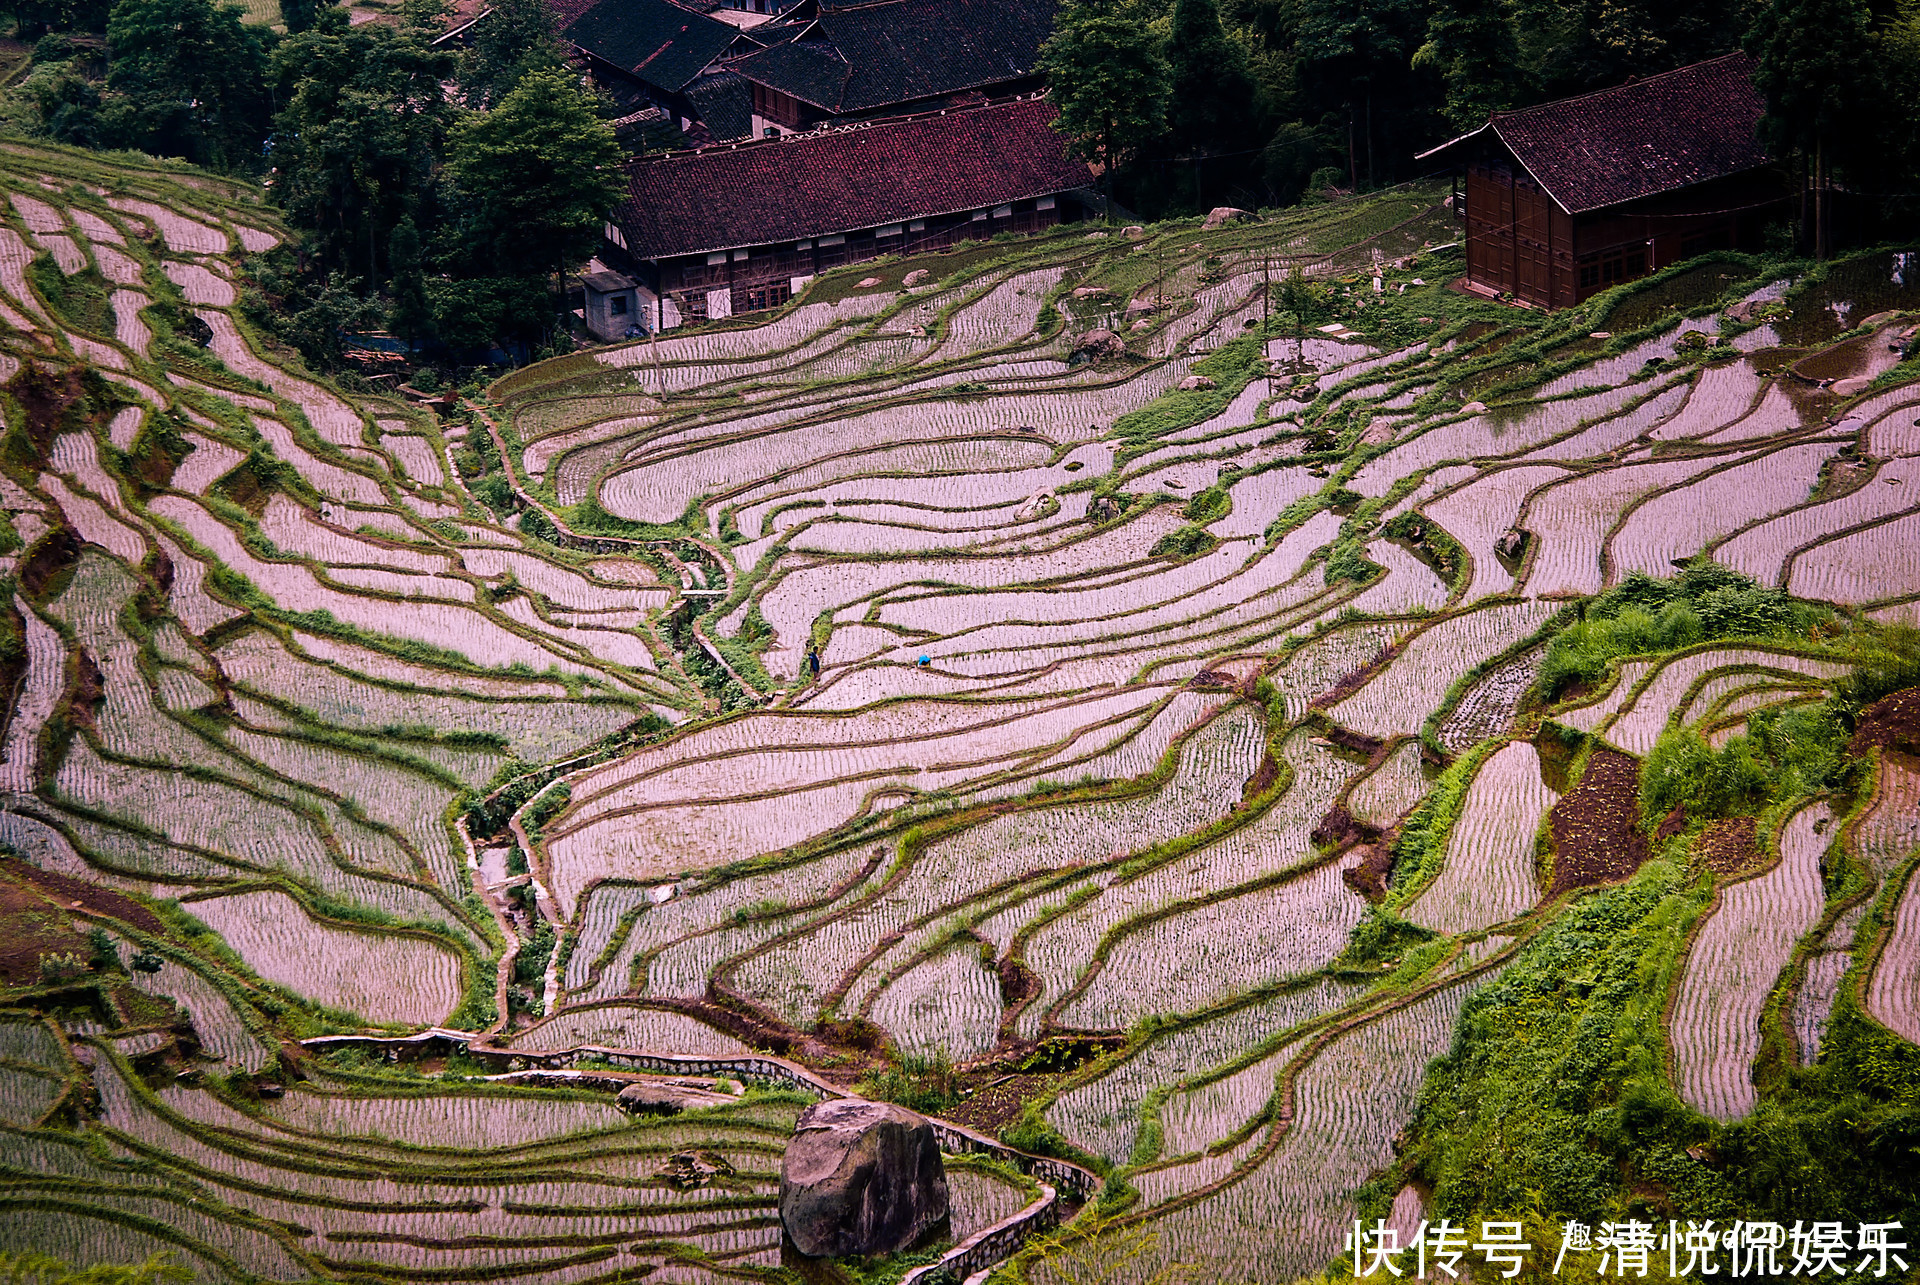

{"left": 1070, "top": 329, "right": 1126, "bottom": 364}
{"left": 779, "top": 1098, "right": 949, "bottom": 1257}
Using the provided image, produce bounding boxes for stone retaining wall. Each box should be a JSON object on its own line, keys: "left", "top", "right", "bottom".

{"left": 299, "top": 1031, "right": 1099, "bottom": 1279}
{"left": 902, "top": 1184, "right": 1061, "bottom": 1285}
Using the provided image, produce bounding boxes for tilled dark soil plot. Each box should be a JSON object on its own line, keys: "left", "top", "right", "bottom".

{"left": 1546, "top": 746, "right": 1649, "bottom": 895}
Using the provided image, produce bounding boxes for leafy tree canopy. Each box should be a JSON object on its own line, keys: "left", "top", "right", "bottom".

{"left": 444, "top": 66, "right": 626, "bottom": 281}
{"left": 1037, "top": 0, "right": 1172, "bottom": 179}
{"left": 102, "top": 0, "right": 268, "bottom": 170}
{"left": 268, "top": 7, "right": 457, "bottom": 277}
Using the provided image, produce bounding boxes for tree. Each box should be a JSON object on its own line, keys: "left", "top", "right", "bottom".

{"left": 280, "top": 0, "right": 336, "bottom": 35}
{"left": 1413, "top": 0, "right": 1524, "bottom": 132}
{"left": 443, "top": 67, "right": 624, "bottom": 282}
{"left": 1511, "top": 0, "right": 1746, "bottom": 99}
{"left": 102, "top": 0, "right": 269, "bottom": 170}
{"left": 1294, "top": 0, "right": 1434, "bottom": 188}
{"left": 1036, "top": 0, "right": 1171, "bottom": 201}
{"left": 268, "top": 7, "right": 456, "bottom": 278}
{"left": 11, "top": 0, "right": 111, "bottom": 38}
{"left": 387, "top": 216, "right": 432, "bottom": 348}
{"left": 1164, "top": 0, "right": 1260, "bottom": 162}
{"left": 461, "top": 0, "right": 564, "bottom": 108}
{"left": 1746, "top": 0, "right": 1876, "bottom": 256}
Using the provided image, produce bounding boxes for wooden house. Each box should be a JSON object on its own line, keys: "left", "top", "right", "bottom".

{"left": 725, "top": 0, "right": 1054, "bottom": 137}
{"left": 1417, "top": 54, "right": 1787, "bottom": 308}
{"left": 564, "top": 0, "right": 1055, "bottom": 146}
{"left": 561, "top": 0, "right": 760, "bottom": 145}
{"left": 600, "top": 96, "right": 1092, "bottom": 329}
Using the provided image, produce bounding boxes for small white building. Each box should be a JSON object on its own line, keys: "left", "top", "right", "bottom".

{"left": 581, "top": 266, "right": 643, "bottom": 342}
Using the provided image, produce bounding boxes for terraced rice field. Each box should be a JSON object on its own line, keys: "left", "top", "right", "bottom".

{"left": 1406, "top": 741, "right": 1557, "bottom": 934}
{"left": 0, "top": 146, "right": 1916, "bottom": 1282}
{"left": 1669, "top": 804, "right": 1830, "bottom": 1120}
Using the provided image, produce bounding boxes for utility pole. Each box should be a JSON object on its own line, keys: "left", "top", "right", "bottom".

{"left": 1814, "top": 137, "right": 1826, "bottom": 261}
{"left": 1262, "top": 245, "right": 1270, "bottom": 337}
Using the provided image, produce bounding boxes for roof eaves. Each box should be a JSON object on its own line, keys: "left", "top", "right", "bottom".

{"left": 1550, "top": 156, "right": 1777, "bottom": 216}
{"left": 1413, "top": 120, "right": 1491, "bottom": 163}
{"left": 630, "top": 180, "right": 1077, "bottom": 259}
{"left": 729, "top": 62, "right": 842, "bottom": 112}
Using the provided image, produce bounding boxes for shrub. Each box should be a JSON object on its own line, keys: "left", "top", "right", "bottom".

{"left": 1538, "top": 562, "right": 1828, "bottom": 700}
{"left": 1150, "top": 524, "right": 1218, "bottom": 560}
{"left": 1640, "top": 698, "right": 1848, "bottom": 827}
{"left": 1323, "top": 537, "right": 1382, "bottom": 586}
{"left": 854, "top": 1050, "right": 959, "bottom": 1115}
{"left": 1181, "top": 485, "right": 1230, "bottom": 524}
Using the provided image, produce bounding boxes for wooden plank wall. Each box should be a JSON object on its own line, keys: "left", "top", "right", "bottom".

{"left": 1466, "top": 161, "right": 1577, "bottom": 307}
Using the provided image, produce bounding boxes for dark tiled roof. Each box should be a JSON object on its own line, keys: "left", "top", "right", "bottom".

{"left": 684, "top": 70, "right": 756, "bottom": 141}
{"left": 729, "top": 34, "right": 849, "bottom": 110}
{"left": 549, "top": 0, "right": 602, "bottom": 28}
{"left": 728, "top": 0, "right": 1055, "bottom": 113}
{"left": 563, "top": 0, "right": 740, "bottom": 93}
{"left": 1419, "top": 53, "right": 1772, "bottom": 214}
{"left": 613, "top": 97, "right": 1091, "bottom": 258}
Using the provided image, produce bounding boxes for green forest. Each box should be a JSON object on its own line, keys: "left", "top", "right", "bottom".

{"left": 1038, "top": 0, "right": 1920, "bottom": 222}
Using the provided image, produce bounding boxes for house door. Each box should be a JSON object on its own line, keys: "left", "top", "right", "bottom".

{"left": 1466, "top": 163, "right": 1515, "bottom": 295}
{"left": 1513, "top": 174, "right": 1555, "bottom": 307}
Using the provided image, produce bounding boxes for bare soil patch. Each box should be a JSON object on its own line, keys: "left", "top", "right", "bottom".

{"left": 942, "top": 1072, "right": 1060, "bottom": 1133}
{"left": 1852, "top": 686, "right": 1920, "bottom": 757}
{"left": 1546, "top": 747, "right": 1648, "bottom": 895}
{"left": 0, "top": 873, "right": 90, "bottom": 986}
{"left": 1694, "top": 816, "right": 1761, "bottom": 876}
{"left": 1, "top": 851, "right": 164, "bottom": 935}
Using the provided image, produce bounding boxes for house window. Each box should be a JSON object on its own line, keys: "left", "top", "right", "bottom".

{"left": 610, "top": 295, "right": 629, "bottom": 316}
{"left": 741, "top": 282, "right": 792, "bottom": 312}
{"left": 1577, "top": 245, "right": 1649, "bottom": 291}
